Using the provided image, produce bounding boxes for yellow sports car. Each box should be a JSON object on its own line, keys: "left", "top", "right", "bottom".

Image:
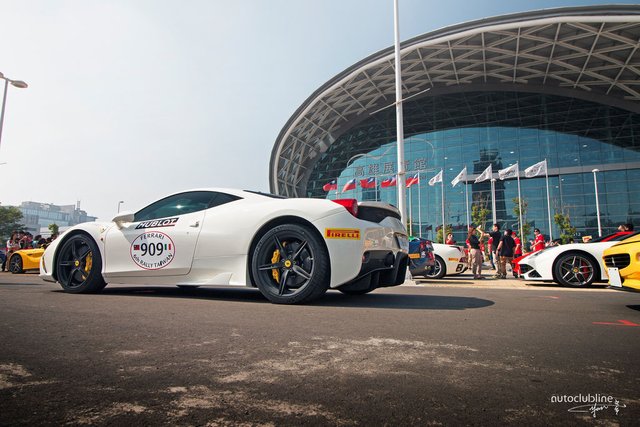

{"left": 8, "top": 248, "right": 44, "bottom": 274}
{"left": 603, "top": 233, "right": 640, "bottom": 292}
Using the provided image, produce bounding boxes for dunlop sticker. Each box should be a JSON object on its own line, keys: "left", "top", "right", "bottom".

{"left": 325, "top": 228, "right": 361, "bottom": 240}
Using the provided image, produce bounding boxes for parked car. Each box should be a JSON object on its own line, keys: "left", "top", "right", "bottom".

{"left": 426, "top": 243, "right": 468, "bottom": 279}
{"left": 8, "top": 248, "right": 44, "bottom": 274}
{"left": 603, "top": 233, "right": 640, "bottom": 292}
{"left": 40, "top": 189, "right": 409, "bottom": 304}
{"left": 408, "top": 237, "right": 435, "bottom": 277}
{"left": 519, "top": 232, "right": 639, "bottom": 287}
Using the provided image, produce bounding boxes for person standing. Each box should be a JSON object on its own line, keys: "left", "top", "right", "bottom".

{"left": 488, "top": 224, "right": 502, "bottom": 270}
{"left": 495, "top": 229, "right": 516, "bottom": 279}
{"left": 445, "top": 233, "right": 456, "bottom": 245}
{"left": 467, "top": 225, "right": 484, "bottom": 279}
{"left": 531, "top": 228, "right": 545, "bottom": 252}
{"left": 511, "top": 231, "right": 523, "bottom": 278}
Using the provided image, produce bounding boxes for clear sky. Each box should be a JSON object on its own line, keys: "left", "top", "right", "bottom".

{"left": 1, "top": 0, "right": 635, "bottom": 221}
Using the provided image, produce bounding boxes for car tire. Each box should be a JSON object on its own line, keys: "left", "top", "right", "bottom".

{"left": 552, "top": 251, "right": 598, "bottom": 287}
{"left": 251, "top": 224, "right": 329, "bottom": 304}
{"left": 9, "top": 255, "right": 24, "bottom": 274}
{"left": 56, "top": 233, "right": 107, "bottom": 294}
{"left": 425, "top": 256, "right": 446, "bottom": 279}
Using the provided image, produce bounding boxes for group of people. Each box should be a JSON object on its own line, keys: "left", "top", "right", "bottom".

{"left": 465, "top": 223, "right": 544, "bottom": 280}
{"left": 1, "top": 230, "right": 58, "bottom": 272}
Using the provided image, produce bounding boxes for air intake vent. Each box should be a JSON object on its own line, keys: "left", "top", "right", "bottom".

{"left": 604, "top": 254, "right": 630, "bottom": 269}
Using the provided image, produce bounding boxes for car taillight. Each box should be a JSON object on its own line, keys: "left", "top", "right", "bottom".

{"left": 419, "top": 241, "right": 426, "bottom": 251}
{"left": 332, "top": 199, "right": 359, "bottom": 217}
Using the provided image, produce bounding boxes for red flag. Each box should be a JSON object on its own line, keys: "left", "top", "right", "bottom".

{"left": 359, "top": 177, "right": 376, "bottom": 189}
{"left": 322, "top": 180, "right": 337, "bottom": 191}
{"left": 342, "top": 178, "right": 357, "bottom": 192}
{"left": 380, "top": 176, "right": 397, "bottom": 188}
{"left": 406, "top": 173, "right": 420, "bottom": 188}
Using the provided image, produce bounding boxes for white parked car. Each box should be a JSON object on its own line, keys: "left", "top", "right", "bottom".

{"left": 519, "top": 232, "right": 638, "bottom": 287}
{"left": 424, "top": 243, "right": 468, "bottom": 279}
{"left": 40, "top": 189, "right": 409, "bottom": 304}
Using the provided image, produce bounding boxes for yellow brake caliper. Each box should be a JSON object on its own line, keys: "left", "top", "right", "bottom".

{"left": 271, "top": 249, "right": 281, "bottom": 282}
{"left": 271, "top": 241, "right": 288, "bottom": 282}
{"left": 83, "top": 252, "right": 93, "bottom": 279}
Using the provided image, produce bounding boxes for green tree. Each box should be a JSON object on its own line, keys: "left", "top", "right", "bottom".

{"left": 512, "top": 197, "right": 532, "bottom": 251}
{"left": 435, "top": 225, "right": 453, "bottom": 244}
{"left": 554, "top": 210, "right": 577, "bottom": 244}
{"left": 471, "top": 196, "right": 490, "bottom": 233}
{"left": 48, "top": 223, "right": 59, "bottom": 236}
{"left": 0, "top": 206, "right": 24, "bottom": 242}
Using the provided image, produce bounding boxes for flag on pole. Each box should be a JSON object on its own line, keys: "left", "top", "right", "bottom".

{"left": 359, "top": 177, "right": 376, "bottom": 189}
{"left": 380, "top": 176, "right": 397, "bottom": 188}
{"left": 451, "top": 167, "right": 467, "bottom": 187}
{"left": 428, "top": 170, "right": 443, "bottom": 186}
{"left": 406, "top": 173, "right": 420, "bottom": 188}
{"left": 474, "top": 165, "right": 492, "bottom": 183}
{"left": 498, "top": 163, "right": 519, "bottom": 180}
{"left": 342, "top": 178, "right": 357, "bottom": 192}
{"left": 524, "top": 160, "right": 547, "bottom": 178}
{"left": 322, "top": 179, "right": 337, "bottom": 191}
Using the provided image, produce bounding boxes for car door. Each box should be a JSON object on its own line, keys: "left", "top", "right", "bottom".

{"left": 102, "top": 191, "right": 216, "bottom": 278}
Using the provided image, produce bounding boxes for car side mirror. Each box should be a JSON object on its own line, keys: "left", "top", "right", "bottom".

{"left": 112, "top": 211, "right": 135, "bottom": 227}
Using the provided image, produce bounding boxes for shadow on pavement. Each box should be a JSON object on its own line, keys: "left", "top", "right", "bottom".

{"left": 73, "top": 286, "right": 495, "bottom": 310}
{"left": 627, "top": 305, "right": 640, "bottom": 312}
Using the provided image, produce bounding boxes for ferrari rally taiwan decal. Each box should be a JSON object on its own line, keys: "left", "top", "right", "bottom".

{"left": 130, "top": 231, "right": 176, "bottom": 270}
{"left": 135, "top": 217, "right": 179, "bottom": 229}
{"left": 325, "top": 228, "right": 361, "bottom": 240}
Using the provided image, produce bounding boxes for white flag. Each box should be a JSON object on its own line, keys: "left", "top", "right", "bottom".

{"left": 474, "top": 165, "right": 492, "bottom": 183}
{"left": 428, "top": 170, "right": 443, "bottom": 186}
{"left": 498, "top": 163, "right": 519, "bottom": 180}
{"left": 524, "top": 160, "right": 547, "bottom": 178}
{"left": 451, "top": 167, "right": 467, "bottom": 187}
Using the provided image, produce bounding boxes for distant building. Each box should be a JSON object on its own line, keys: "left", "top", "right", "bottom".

{"left": 271, "top": 5, "right": 640, "bottom": 240}
{"left": 17, "top": 201, "right": 97, "bottom": 236}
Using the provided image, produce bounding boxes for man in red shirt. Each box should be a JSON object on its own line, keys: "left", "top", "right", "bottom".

{"left": 531, "top": 228, "right": 545, "bottom": 252}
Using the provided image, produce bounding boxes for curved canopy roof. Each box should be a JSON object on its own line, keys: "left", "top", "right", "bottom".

{"left": 270, "top": 5, "right": 640, "bottom": 197}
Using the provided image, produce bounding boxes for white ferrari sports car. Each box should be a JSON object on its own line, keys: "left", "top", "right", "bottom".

{"left": 519, "top": 232, "right": 639, "bottom": 287}
{"left": 40, "top": 189, "right": 409, "bottom": 304}
{"left": 424, "top": 243, "right": 468, "bottom": 279}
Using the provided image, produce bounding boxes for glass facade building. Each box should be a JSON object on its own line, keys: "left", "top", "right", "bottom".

{"left": 307, "top": 91, "right": 640, "bottom": 242}
{"left": 270, "top": 6, "right": 640, "bottom": 244}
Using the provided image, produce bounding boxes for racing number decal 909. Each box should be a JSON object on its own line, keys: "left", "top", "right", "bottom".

{"left": 130, "top": 231, "right": 176, "bottom": 270}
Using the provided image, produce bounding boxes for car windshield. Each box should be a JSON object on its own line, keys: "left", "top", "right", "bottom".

{"left": 590, "top": 231, "right": 639, "bottom": 242}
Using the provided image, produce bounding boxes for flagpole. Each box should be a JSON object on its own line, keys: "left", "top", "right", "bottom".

{"left": 408, "top": 184, "right": 413, "bottom": 236}
{"left": 418, "top": 175, "right": 422, "bottom": 237}
{"left": 491, "top": 177, "right": 497, "bottom": 224}
{"left": 441, "top": 169, "right": 446, "bottom": 244}
{"left": 464, "top": 167, "right": 470, "bottom": 229}
{"left": 393, "top": 0, "right": 407, "bottom": 225}
{"left": 545, "top": 159, "right": 553, "bottom": 241}
{"left": 516, "top": 163, "right": 524, "bottom": 245}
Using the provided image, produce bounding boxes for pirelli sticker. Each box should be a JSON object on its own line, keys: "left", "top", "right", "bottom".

{"left": 325, "top": 228, "right": 361, "bottom": 240}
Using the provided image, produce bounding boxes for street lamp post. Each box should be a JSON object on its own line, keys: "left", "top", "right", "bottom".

{"left": 0, "top": 72, "right": 28, "bottom": 152}
{"left": 117, "top": 201, "right": 124, "bottom": 213}
{"left": 592, "top": 169, "right": 602, "bottom": 237}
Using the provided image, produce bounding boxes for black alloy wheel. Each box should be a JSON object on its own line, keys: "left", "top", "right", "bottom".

{"left": 56, "top": 234, "right": 106, "bottom": 293}
{"left": 252, "top": 224, "right": 329, "bottom": 304}
{"left": 425, "top": 256, "right": 446, "bottom": 279}
{"left": 9, "top": 255, "right": 24, "bottom": 274}
{"left": 553, "top": 252, "right": 597, "bottom": 287}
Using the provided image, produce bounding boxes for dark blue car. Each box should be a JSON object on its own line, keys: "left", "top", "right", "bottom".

{"left": 408, "top": 237, "right": 435, "bottom": 277}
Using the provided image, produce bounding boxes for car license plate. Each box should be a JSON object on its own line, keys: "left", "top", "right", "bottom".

{"left": 396, "top": 234, "right": 408, "bottom": 251}
{"left": 608, "top": 267, "right": 622, "bottom": 288}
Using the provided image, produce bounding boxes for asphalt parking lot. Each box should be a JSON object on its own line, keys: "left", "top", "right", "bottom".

{"left": 1, "top": 271, "right": 639, "bottom": 426}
